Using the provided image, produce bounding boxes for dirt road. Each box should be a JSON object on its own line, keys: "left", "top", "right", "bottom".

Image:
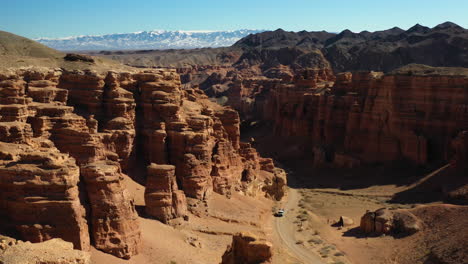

{"left": 274, "top": 188, "right": 325, "bottom": 264}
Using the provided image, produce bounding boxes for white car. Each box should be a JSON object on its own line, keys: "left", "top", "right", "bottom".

{"left": 275, "top": 209, "right": 285, "bottom": 217}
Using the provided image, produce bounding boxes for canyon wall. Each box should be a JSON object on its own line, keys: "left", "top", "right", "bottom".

{"left": 0, "top": 67, "right": 286, "bottom": 259}
{"left": 257, "top": 70, "right": 468, "bottom": 166}
{"left": 191, "top": 64, "right": 467, "bottom": 168}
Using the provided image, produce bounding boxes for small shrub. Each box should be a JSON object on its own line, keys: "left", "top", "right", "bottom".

{"left": 308, "top": 238, "right": 323, "bottom": 244}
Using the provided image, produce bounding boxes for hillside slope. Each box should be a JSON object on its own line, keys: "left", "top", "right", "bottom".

{"left": 0, "top": 31, "right": 133, "bottom": 72}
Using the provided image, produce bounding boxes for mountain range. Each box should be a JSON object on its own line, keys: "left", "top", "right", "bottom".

{"left": 90, "top": 22, "right": 468, "bottom": 73}
{"left": 35, "top": 29, "right": 264, "bottom": 51}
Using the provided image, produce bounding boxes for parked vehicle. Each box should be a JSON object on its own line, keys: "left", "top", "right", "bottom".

{"left": 275, "top": 209, "right": 285, "bottom": 217}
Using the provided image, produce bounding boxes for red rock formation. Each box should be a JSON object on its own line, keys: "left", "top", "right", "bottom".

{"left": 145, "top": 164, "right": 187, "bottom": 222}
{"left": 0, "top": 67, "right": 286, "bottom": 260}
{"left": 0, "top": 68, "right": 141, "bottom": 258}
{"left": 81, "top": 161, "right": 141, "bottom": 259}
{"left": 360, "top": 208, "right": 421, "bottom": 235}
{"left": 132, "top": 70, "right": 285, "bottom": 200}
{"left": 0, "top": 142, "right": 90, "bottom": 250}
{"left": 262, "top": 71, "right": 468, "bottom": 166}
{"left": 0, "top": 70, "right": 90, "bottom": 250}
{"left": 221, "top": 232, "right": 273, "bottom": 264}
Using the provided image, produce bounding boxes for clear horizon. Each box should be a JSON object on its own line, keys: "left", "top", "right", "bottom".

{"left": 2, "top": 0, "right": 468, "bottom": 39}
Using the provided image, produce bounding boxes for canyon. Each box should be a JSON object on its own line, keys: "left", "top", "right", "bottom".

{"left": 0, "top": 22, "right": 467, "bottom": 264}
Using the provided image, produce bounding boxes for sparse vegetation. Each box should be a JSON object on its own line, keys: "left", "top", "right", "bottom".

{"left": 319, "top": 246, "right": 331, "bottom": 257}
{"left": 308, "top": 238, "right": 323, "bottom": 244}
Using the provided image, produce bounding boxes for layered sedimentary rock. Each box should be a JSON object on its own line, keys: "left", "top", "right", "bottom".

{"left": 145, "top": 163, "right": 187, "bottom": 222}
{"left": 0, "top": 142, "right": 90, "bottom": 250}
{"left": 0, "top": 70, "right": 90, "bottom": 250}
{"left": 132, "top": 69, "right": 285, "bottom": 200}
{"left": 221, "top": 232, "right": 273, "bottom": 264}
{"left": 260, "top": 70, "right": 468, "bottom": 166}
{"left": 81, "top": 161, "right": 141, "bottom": 259}
{"left": 0, "top": 68, "right": 141, "bottom": 258}
{"left": 0, "top": 67, "right": 285, "bottom": 259}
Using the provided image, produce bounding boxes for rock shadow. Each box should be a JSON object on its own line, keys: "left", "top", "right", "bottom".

{"left": 341, "top": 227, "right": 369, "bottom": 238}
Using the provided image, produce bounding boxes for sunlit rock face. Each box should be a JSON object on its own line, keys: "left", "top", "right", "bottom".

{"left": 260, "top": 71, "right": 468, "bottom": 167}
{"left": 0, "top": 67, "right": 286, "bottom": 259}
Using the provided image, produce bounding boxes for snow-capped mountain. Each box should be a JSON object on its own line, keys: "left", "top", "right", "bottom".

{"left": 35, "top": 30, "right": 264, "bottom": 51}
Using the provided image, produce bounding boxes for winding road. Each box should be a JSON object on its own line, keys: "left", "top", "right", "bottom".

{"left": 274, "top": 188, "right": 325, "bottom": 264}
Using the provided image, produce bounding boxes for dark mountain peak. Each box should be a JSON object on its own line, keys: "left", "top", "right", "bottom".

{"left": 370, "top": 27, "right": 405, "bottom": 39}
{"left": 388, "top": 26, "right": 404, "bottom": 33}
{"left": 340, "top": 29, "right": 354, "bottom": 36}
{"left": 233, "top": 28, "right": 304, "bottom": 49}
{"left": 433, "top": 21, "right": 464, "bottom": 30}
{"left": 407, "top": 24, "right": 431, "bottom": 34}
{"left": 359, "top": 30, "right": 372, "bottom": 38}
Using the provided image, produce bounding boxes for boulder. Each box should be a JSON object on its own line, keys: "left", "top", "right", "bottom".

{"left": 360, "top": 208, "right": 421, "bottom": 236}
{"left": 221, "top": 232, "right": 273, "bottom": 264}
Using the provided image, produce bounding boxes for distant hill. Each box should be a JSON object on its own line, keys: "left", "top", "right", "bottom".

{"left": 0, "top": 31, "right": 133, "bottom": 72}
{"left": 0, "top": 30, "right": 63, "bottom": 58}
{"left": 36, "top": 30, "right": 264, "bottom": 51}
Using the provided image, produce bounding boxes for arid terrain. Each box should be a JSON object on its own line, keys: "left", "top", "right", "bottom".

{"left": 0, "top": 21, "right": 467, "bottom": 264}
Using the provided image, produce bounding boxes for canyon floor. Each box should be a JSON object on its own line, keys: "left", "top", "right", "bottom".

{"left": 238, "top": 122, "right": 467, "bottom": 264}
{"left": 89, "top": 163, "right": 467, "bottom": 264}
{"left": 90, "top": 174, "right": 298, "bottom": 264}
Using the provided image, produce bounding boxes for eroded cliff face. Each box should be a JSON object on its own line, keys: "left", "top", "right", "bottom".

{"left": 257, "top": 71, "right": 468, "bottom": 167}
{"left": 0, "top": 67, "right": 286, "bottom": 259}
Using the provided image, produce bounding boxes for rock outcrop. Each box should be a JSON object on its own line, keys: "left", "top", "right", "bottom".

{"left": 0, "top": 67, "right": 286, "bottom": 259}
{"left": 221, "top": 232, "right": 273, "bottom": 264}
{"left": 145, "top": 163, "right": 187, "bottom": 223}
{"left": 360, "top": 208, "right": 421, "bottom": 236}
{"left": 0, "top": 236, "right": 91, "bottom": 264}
{"left": 81, "top": 161, "right": 141, "bottom": 259}
{"left": 0, "top": 142, "right": 90, "bottom": 250}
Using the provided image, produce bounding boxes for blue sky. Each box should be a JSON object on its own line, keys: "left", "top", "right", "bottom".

{"left": 2, "top": 0, "right": 467, "bottom": 38}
